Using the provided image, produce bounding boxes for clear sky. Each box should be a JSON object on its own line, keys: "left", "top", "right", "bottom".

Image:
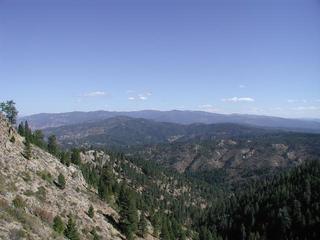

{"left": 0, "top": 0, "right": 319, "bottom": 118}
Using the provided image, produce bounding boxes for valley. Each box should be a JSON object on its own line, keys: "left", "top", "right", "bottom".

{"left": 1, "top": 101, "right": 320, "bottom": 239}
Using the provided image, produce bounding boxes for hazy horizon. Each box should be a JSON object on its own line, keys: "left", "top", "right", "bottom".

{"left": 19, "top": 108, "right": 320, "bottom": 121}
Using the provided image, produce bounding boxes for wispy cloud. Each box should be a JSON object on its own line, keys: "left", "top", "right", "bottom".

{"left": 198, "top": 104, "right": 219, "bottom": 113}
{"left": 222, "top": 97, "right": 255, "bottom": 102}
{"left": 138, "top": 94, "right": 147, "bottom": 100}
{"left": 269, "top": 107, "right": 282, "bottom": 111}
{"left": 239, "top": 84, "right": 246, "bottom": 89}
{"left": 292, "top": 106, "right": 319, "bottom": 111}
{"left": 83, "top": 91, "right": 107, "bottom": 97}
{"left": 287, "top": 99, "right": 307, "bottom": 103}
{"left": 127, "top": 92, "right": 152, "bottom": 101}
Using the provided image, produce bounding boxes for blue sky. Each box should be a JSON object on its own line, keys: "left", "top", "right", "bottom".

{"left": 0, "top": 0, "right": 319, "bottom": 118}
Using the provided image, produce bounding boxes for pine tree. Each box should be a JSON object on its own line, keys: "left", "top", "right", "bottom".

{"left": 32, "top": 130, "right": 45, "bottom": 148}
{"left": 160, "top": 220, "right": 171, "bottom": 240}
{"left": 119, "top": 186, "right": 138, "bottom": 239}
{"left": 48, "top": 135, "right": 58, "bottom": 156}
{"left": 151, "top": 212, "right": 162, "bottom": 237}
{"left": 88, "top": 205, "right": 94, "bottom": 218}
{"left": 64, "top": 216, "right": 80, "bottom": 240}
{"left": 91, "top": 228, "right": 100, "bottom": 240}
{"left": 138, "top": 212, "right": 148, "bottom": 237}
{"left": 98, "top": 166, "right": 114, "bottom": 202}
{"left": 23, "top": 120, "right": 33, "bottom": 142}
{"left": 18, "top": 122, "right": 25, "bottom": 136}
{"left": 24, "top": 139, "right": 32, "bottom": 160}
{"left": 71, "top": 148, "right": 81, "bottom": 165}
{"left": 278, "top": 207, "right": 291, "bottom": 236}
{"left": 0, "top": 100, "right": 18, "bottom": 124}
{"left": 241, "top": 224, "right": 246, "bottom": 240}
{"left": 53, "top": 215, "right": 65, "bottom": 234}
{"left": 60, "top": 151, "right": 71, "bottom": 166}
{"left": 58, "top": 173, "right": 66, "bottom": 189}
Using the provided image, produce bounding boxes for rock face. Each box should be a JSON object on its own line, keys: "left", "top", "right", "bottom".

{"left": 0, "top": 114, "right": 123, "bottom": 239}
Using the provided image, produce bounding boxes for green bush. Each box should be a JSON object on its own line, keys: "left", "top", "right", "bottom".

{"left": 58, "top": 173, "right": 66, "bottom": 189}
{"left": 13, "top": 195, "right": 25, "bottom": 209}
{"left": 37, "top": 170, "right": 53, "bottom": 183}
{"left": 10, "top": 135, "right": 15, "bottom": 143}
{"left": 64, "top": 216, "right": 80, "bottom": 240}
{"left": 88, "top": 205, "right": 94, "bottom": 218}
{"left": 53, "top": 215, "right": 65, "bottom": 234}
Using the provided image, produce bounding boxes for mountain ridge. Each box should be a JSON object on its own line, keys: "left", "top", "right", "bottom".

{"left": 20, "top": 110, "right": 320, "bottom": 133}
{"left": 41, "top": 116, "right": 279, "bottom": 148}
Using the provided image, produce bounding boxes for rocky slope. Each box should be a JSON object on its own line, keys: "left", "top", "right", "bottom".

{"left": 0, "top": 114, "right": 125, "bottom": 239}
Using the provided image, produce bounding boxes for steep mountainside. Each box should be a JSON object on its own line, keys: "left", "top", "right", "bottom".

{"left": 1, "top": 114, "right": 220, "bottom": 240}
{"left": 0, "top": 114, "right": 124, "bottom": 240}
{"left": 20, "top": 110, "right": 320, "bottom": 133}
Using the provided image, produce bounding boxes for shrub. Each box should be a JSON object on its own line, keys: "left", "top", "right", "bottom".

{"left": 53, "top": 215, "right": 65, "bottom": 234}
{"left": 13, "top": 195, "right": 25, "bottom": 209}
{"left": 58, "top": 173, "right": 66, "bottom": 189}
{"left": 88, "top": 205, "right": 94, "bottom": 218}
{"left": 37, "top": 170, "right": 53, "bottom": 183}
{"left": 10, "top": 135, "right": 15, "bottom": 143}
{"left": 35, "top": 186, "right": 47, "bottom": 201}
{"left": 91, "top": 228, "right": 101, "bottom": 240}
{"left": 23, "top": 139, "right": 32, "bottom": 160}
{"left": 64, "top": 215, "right": 80, "bottom": 240}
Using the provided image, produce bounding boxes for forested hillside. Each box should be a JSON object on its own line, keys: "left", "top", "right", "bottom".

{"left": 133, "top": 132, "right": 320, "bottom": 184}
{"left": 196, "top": 160, "right": 320, "bottom": 240}
{"left": 1, "top": 101, "right": 320, "bottom": 240}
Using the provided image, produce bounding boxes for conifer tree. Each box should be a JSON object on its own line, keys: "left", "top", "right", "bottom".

{"left": 71, "top": 148, "right": 81, "bottom": 165}
{"left": 18, "top": 122, "right": 25, "bottom": 136}
{"left": 24, "top": 121, "right": 32, "bottom": 141}
{"left": 64, "top": 216, "right": 80, "bottom": 240}
{"left": 24, "top": 139, "right": 32, "bottom": 160}
{"left": 119, "top": 186, "right": 138, "bottom": 239}
{"left": 60, "top": 151, "right": 71, "bottom": 166}
{"left": 58, "top": 173, "right": 66, "bottom": 189}
{"left": 48, "top": 135, "right": 58, "bottom": 156}
{"left": 151, "top": 212, "right": 162, "bottom": 237}
{"left": 98, "top": 166, "right": 114, "bottom": 202}
{"left": 0, "top": 100, "right": 18, "bottom": 125}
{"left": 160, "top": 220, "right": 171, "bottom": 240}
{"left": 91, "top": 228, "right": 100, "bottom": 240}
{"left": 138, "top": 212, "right": 148, "bottom": 237}
{"left": 32, "top": 130, "right": 45, "bottom": 148}
{"left": 88, "top": 205, "right": 94, "bottom": 218}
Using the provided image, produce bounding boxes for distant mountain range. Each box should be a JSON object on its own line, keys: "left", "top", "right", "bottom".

{"left": 20, "top": 110, "right": 320, "bottom": 133}
{"left": 42, "top": 116, "right": 275, "bottom": 148}
{"left": 40, "top": 116, "right": 320, "bottom": 180}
